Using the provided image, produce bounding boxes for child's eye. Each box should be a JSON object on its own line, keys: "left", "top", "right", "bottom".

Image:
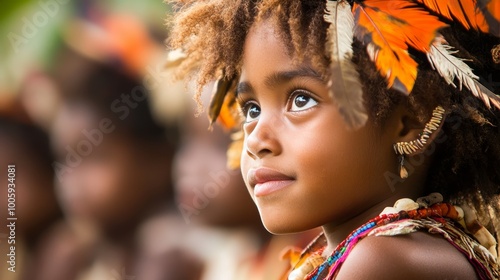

{"left": 242, "top": 102, "right": 261, "bottom": 122}
{"left": 289, "top": 90, "right": 318, "bottom": 112}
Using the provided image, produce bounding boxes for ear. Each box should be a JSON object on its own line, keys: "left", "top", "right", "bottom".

{"left": 389, "top": 103, "right": 425, "bottom": 144}
{"left": 390, "top": 103, "right": 446, "bottom": 155}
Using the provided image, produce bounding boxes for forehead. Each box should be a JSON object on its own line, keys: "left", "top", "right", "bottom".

{"left": 239, "top": 19, "right": 323, "bottom": 92}
{"left": 50, "top": 103, "right": 126, "bottom": 151}
{"left": 51, "top": 103, "right": 97, "bottom": 142}
{"left": 240, "top": 19, "right": 295, "bottom": 80}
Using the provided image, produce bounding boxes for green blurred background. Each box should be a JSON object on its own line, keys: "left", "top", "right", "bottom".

{"left": 0, "top": 0, "right": 171, "bottom": 96}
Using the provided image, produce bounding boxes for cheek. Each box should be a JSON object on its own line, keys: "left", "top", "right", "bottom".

{"left": 294, "top": 110, "right": 390, "bottom": 187}
{"left": 215, "top": 171, "right": 251, "bottom": 206}
{"left": 88, "top": 162, "right": 154, "bottom": 223}
{"left": 16, "top": 176, "right": 55, "bottom": 222}
{"left": 86, "top": 165, "right": 124, "bottom": 199}
{"left": 82, "top": 161, "right": 138, "bottom": 213}
{"left": 175, "top": 145, "right": 228, "bottom": 191}
{"left": 257, "top": 113, "right": 393, "bottom": 233}
{"left": 240, "top": 141, "right": 255, "bottom": 199}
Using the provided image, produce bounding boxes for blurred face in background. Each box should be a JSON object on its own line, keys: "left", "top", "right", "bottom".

{"left": 50, "top": 102, "right": 168, "bottom": 234}
{"left": 173, "top": 103, "right": 261, "bottom": 228}
{"left": 0, "top": 125, "right": 60, "bottom": 237}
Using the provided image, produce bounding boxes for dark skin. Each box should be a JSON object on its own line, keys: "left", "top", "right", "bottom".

{"left": 238, "top": 19, "right": 478, "bottom": 279}
{"left": 337, "top": 233, "right": 478, "bottom": 280}
{"left": 0, "top": 123, "right": 61, "bottom": 280}
{"left": 0, "top": 137, "right": 59, "bottom": 242}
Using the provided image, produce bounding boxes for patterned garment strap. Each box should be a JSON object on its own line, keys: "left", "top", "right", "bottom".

{"left": 286, "top": 193, "right": 498, "bottom": 280}
{"left": 370, "top": 218, "right": 499, "bottom": 280}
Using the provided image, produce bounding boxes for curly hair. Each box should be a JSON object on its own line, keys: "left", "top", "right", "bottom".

{"left": 168, "top": 0, "right": 500, "bottom": 239}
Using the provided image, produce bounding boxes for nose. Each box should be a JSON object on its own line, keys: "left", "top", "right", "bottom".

{"left": 244, "top": 112, "right": 282, "bottom": 159}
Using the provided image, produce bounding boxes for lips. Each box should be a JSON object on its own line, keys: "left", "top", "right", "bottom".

{"left": 247, "top": 167, "right": 295, "bottom": 197}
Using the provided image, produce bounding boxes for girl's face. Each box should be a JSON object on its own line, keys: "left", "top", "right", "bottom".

{"left": 239, "top": 20, "right": 402, "bottom": 234}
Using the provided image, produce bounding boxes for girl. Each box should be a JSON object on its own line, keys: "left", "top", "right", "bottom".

{"left": 168, "top": 0, "right": 500, "bottom": 279}
{"left": 172, "top": 89, "right": 319, "bottom": 279}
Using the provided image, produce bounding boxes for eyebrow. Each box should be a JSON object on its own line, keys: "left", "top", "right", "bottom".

{"left": 236, "top": 66, "right": 323, "bottom": 95}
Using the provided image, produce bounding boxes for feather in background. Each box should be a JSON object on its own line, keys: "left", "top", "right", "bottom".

{"left": 428, "top": 36, "right": 500, "bottom": 109}
{"left": 413, "top": 0, "right": 489, "bottom": 32}
{"left": 352, "top": 0, "right": 446, "bottom": 94}
{"left": 477, "top": 0, "right": 500, "bottom": 36}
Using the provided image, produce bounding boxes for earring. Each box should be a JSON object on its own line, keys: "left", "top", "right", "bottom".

{"left": 393, "top": 106, "right": 446, "bottom": 179}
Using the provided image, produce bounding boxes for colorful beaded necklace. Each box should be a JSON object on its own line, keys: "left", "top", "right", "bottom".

{"left": 305, "top": 202, "right": 461, "bottom": 280}
{"left": 287, "top": 194, "right": 498, "bottom": 280}
{"left": 285, "top": 192, "right": 500, "bottom": 280}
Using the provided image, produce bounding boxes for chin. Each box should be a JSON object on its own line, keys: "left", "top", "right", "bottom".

{"left": 260, "top": 213, "right": 314, "bottom": 235}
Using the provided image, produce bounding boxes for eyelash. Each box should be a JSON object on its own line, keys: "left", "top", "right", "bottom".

{"left": 237, "top": 87, "right": 317, "bottom": 118}
{"left": 286, "top": 89, "right": 316, "bottom": 111}
{"left": 236, "top": 96, "right": 255, "bottom": 119}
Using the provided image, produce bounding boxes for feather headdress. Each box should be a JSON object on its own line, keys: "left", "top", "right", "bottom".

{"left": 165, "top": 0, "right": 500, "bottom": 169}
{"left": 202, "top": 0, "right": 500, "bottom": 131}
{"left": 328, "top": 0, "right": 500, "bottom": 128}
{"left": 168, "top": 0, "right": 500, "bottom": 129}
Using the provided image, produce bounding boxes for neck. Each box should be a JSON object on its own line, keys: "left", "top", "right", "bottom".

{"left": 321, "top": 178, "right": 426, "bottom": 256}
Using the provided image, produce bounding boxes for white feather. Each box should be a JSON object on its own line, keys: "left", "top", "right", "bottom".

{"left": 427, "top": 36, "right": 500, "bottom": 109}
{"left": 325, "top": 0, "right": 368, "bottom": 129}
{"left": 325, "top": 0, "right": 354, "bottom": 60}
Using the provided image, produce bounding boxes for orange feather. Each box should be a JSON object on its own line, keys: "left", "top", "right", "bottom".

{"left": 482, "top": 0, "right": 500, "bottom": 36}
{"left": 217, "top": 93, "right": 241, "bottom": 130}
{"left": 414, "top": 0, "right": 490, "bottom": 32}
{"left": 208, "top": 76, "right": 236, "bottom": 129}
{"left": 353, "top": 1, "right": 446, "bottom": 94}
{"left": 485, "top": 0, "right": 500, "bottom": 22}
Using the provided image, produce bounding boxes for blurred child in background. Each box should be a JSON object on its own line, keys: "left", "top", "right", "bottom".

{"left": 0, "top": 98, "right": 61, "bottom": 280}
{"left": 34, "top": 14, "right": 199, "bottom": 280}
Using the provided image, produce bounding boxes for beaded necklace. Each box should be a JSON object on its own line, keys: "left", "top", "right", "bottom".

{"left": 287, "top": 194, "right": 498, "bottom": 280}
{"left": 285, "top": 190, "right": 500, "bottom": 280}
{"left": 305, "top": 202, "right": 461, "bottom": 280}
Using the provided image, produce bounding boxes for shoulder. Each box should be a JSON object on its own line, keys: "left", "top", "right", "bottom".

{"left": 335, "top": 231, "right": 479, "bottom": 280}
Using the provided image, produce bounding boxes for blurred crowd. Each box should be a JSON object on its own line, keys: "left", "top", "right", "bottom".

{"left": 0, "top": 1, "right": 318, "bottom": 279}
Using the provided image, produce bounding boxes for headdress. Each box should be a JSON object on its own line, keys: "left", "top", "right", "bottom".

{"left": 194, "top": 0, "right": 500, "bottom": 127}
{"left": 167, "top": 0, "right": 500, "bottom": 167}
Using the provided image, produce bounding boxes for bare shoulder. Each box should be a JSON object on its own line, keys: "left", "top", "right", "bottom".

{"left": 335, "top": 231, "right": 479, "bottom": 280}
